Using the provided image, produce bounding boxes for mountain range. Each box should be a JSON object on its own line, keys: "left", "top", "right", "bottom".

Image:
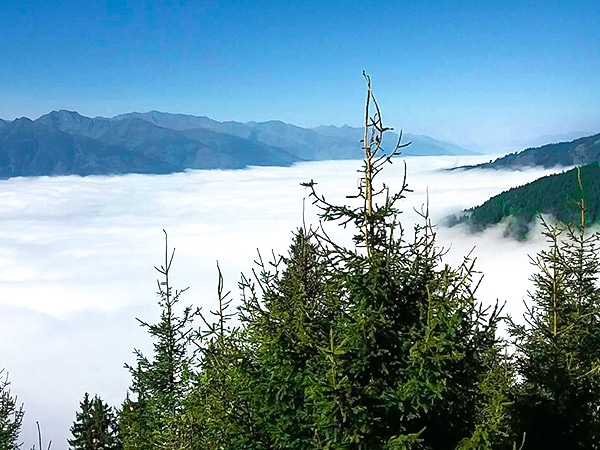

{"left": 457, "top": 133, "right": 600, "bottom": 170}
{"left": 0, "top": 110, "right": 476, "bottom": 178}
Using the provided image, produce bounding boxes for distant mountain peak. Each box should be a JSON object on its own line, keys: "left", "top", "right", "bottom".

{"left": 42, "top": 109, "right": 87, "bottom": 122}
{"left": 0, "top": 110, "right": 483, "bottom": 179}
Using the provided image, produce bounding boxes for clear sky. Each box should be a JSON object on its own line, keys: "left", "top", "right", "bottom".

{"left": 1, "top": 0, "right": 599, "bottom": 149}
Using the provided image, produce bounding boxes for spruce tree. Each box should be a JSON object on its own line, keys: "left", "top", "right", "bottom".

{"left": 128, "top": 74, "right": 514, "bottom": 449}
{"left": 0, "top": 370, "right": 23, "bottom": 450}
{"left": 201, "top": 73, "right": 514, "bottom": 449}
{"left": 298, "top": 73, "right": 513, "bottom": 448}
{"left": 117, "top": 397, "right": 146, "bottom": 450}
{"left": 122, "top": 231, "right": 198, "bottom": 449}
{"left": 182, "top": 261, "right": 269, "bottom": 450}
{"left": 509, "top": 169, "right": 600, "bottom": 449}
{"left": 236, "top": 227, "right": 339, "bottom": 449}
{"left": 68, "top": 393, "right": 121, "bottom": 450}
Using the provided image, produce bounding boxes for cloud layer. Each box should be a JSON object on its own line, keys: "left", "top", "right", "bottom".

{"left": 0, "top": 155, "right": 569, "bottom": 447}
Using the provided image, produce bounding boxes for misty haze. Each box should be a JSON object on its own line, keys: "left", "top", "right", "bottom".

{"left": 2, "top": 0, "right": 600, "bottom": 448}
{"left": 0, "top": 155, "right": 571, "bottom": 445}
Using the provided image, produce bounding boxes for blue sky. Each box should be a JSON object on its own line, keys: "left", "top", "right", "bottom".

{"left": 1, "top": 0, "right": 599, "bottom": 148}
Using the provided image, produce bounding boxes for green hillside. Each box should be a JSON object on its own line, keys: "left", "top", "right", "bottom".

{"left": 448, "top": 163, "right": 600, "bottom": 239}
{"left": 457, "top": 132, "right": 600, "bottom": 170}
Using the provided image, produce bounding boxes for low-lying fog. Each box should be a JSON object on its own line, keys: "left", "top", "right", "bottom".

{"left": 0, "top": 155, "right": 571, "bottom": 447}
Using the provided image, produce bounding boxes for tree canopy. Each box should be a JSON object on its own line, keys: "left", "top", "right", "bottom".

{"left": 449, "top": 163, "right": 600, "bottom": 239}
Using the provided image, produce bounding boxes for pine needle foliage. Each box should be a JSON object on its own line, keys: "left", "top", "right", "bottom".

{"left": 183, "top": 263, "right": 262, "bottom": 450}
{"left": 236, "top": 227, "right": 340, "bottom": 449}
{"left": 119, "top": 74, "right": 516, "bottom": 449}
{"left": 298, "top": 72, "right": 513, "bottom": 449}
{"left": 68, "top": 393, "right": 121, "bottom": 450}
{"left": 508, "top": 168, "right": 600, "bottom": 449}
{"left": 0, "top": 370, "right": 24, "bottom": 450}
{"left": 122, "top": 231, "right": 199, "bottom": 450}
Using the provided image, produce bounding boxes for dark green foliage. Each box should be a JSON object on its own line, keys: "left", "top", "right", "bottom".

{"left": 235, "top": 228, "right": 339, "bottom": 449}
{"left": 119, "top": 75, "right": 521, "bottom": 449}
{"left": 122, "top": 231, "right": 198, "bottom": 450}
{"left": 195, "top": 73, "right": 514, "bottom": 449}
{"left": 459, "top": 132, "right": 600, "bottom": 170}
{"left": 449, "top": 163, "right": 600, "bottom": 239}
{"left": 181, "top": 263, "right": 264, "bottom": 450}
{"left": 0, "top": 370, "right": 23, "bottom": 450}
{"left": 125, "top": 74, "right": 513, "bottom": 449}
{"left": 509, "top": 186, "right": 600, "bottom": 449}
{"left": 68, "top": 393, "right": 121, "bottom": 450}
{"left": 297, "top": 74, "right": 513, "bottom": 449}
{"left": 118, "top": 397, "right": 148, "bottom": 450}
{"left": 11, "top": 76, "right": 600, "bottom": 449}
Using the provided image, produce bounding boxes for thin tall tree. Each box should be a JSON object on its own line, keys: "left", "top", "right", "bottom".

{"left": 122, "top": 231, "right": 199, "bottom": 450}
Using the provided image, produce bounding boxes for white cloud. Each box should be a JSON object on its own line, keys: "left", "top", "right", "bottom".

{"left": 0, "top": 155, "right": 570, "bottom": 447}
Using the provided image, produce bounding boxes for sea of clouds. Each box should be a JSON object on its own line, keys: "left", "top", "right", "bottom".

{"left": 0, "top": 155, "right": 571, "bottom": 447}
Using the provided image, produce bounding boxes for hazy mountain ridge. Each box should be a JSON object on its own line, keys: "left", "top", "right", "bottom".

{"left": 0, "top": 111, "right": 299, "bottom": 177}
{"left": 0, "top": 110, "right": 475, "bottom": 178}
{"left": 117, "top": 111, "right": 359, "bottom": 160}
{"left": 312, "top": 124, "right": 480, "bottom": 156}
{"left": 457, "top": 133, "right": 600, "bottom": 170}
{"left": 520, "top": 131, "right": 594, "bottom": 149}
{"left": 447, "top": 163, "right": 600, "bottom": 239}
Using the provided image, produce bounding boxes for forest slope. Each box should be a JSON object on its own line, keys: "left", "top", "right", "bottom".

{"left": 448, "top": 163, "right": 600, "bottom": 239}
{"left": 458, "top": 133, "right": 600, "bottom": 170}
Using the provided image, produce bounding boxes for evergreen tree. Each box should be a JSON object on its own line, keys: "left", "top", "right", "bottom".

{"left": 189, "top": 73, "right": 514, "bottom": 449}
{"left": 181, "top": 261, "right": 266, "bottom": 450}
{"left": 296, "top": 73, "right": 513, "bottom": 449}
{"left": 185, "top": 227, "right": 340, "bottom": 449}
{"left": 236, "top": 227, "right": 339, "bottom": 449}
{"left": 0, "top": 370, "right": 23, "bottom": 450}
{"left": 122, "top": 231, "right": 198, "bottom": 449}
{"left": 68, "top": 393, "right": 121, "bottom": 450}
{"left": 451, "top": 162, "right": 600, "bottom": 239}
{"left": 121, "top": 74, "right": 516, "bottom": 449}
{"left": 118, "top": 396, "right": 147, "bottom": 450}
{"left": 509, "top": 169, "right": 600, "bottom": 449}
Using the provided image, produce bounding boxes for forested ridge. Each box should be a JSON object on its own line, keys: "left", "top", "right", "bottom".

{"left": 458, "top": 133, "right": 600, "bottom": 170}
{"left": 448, "top": 163, "right": 600, "bottom": 239}
{"left": 4, "top": 78, "right": 600, "bottom": 449}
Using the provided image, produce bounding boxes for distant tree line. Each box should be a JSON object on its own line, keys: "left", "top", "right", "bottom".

{"left": 448, "top": 163, "right": 600, "bottom": 240}
{"left": 4, "top": 76, "right": 600, "bottom": 449}
{"left": 459, "top": 132, "right": 600, "bottom": 170}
